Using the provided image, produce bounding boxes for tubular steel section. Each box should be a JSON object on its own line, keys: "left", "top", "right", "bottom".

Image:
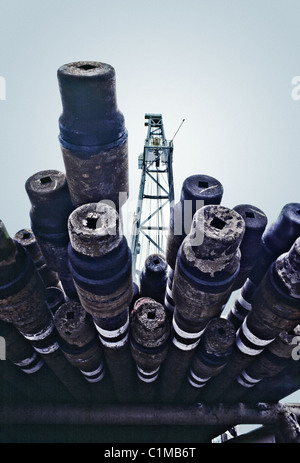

{"left": 25, "top": 170, "right": 77, "bottom": 299}
{"left": 159, "top": 205, "right": 245, "bottom": 402}
{"left": 164, "top": 174, "right": 223, "bottom": 319}
{"left": 130, "top": 297, "right": 170, "bottom": 403}
{"left": 57, "top": 61, "right": 129, "bottom": 211}
{"left": 67, "top": 202, "right": 135, "bottom": 402}
{"left": 0, "top": 403, "right": 299, "bottom": 443}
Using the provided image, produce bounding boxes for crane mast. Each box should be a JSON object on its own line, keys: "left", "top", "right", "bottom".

{"left": 131, "top": 114, "right": 174, "bottom": 282}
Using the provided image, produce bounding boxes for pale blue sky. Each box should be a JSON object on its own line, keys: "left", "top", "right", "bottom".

{"left": 0, "top": 0, "right": 300, "bottom": 410}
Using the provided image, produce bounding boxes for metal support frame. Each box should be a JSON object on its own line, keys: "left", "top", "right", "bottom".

{"left": 0, "top": 403, "right": 299, "bottom": 443}
{"left": 131, "top": 114, "right": 174, "bottom": 282}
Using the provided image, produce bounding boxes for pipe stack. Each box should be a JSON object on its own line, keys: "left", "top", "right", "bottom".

{"left": 67, "top": 202, "right": 135, "bottom": 402}
{"left": 0, "top": 319, "right": 44, "bottom": 376}
{"left": 179, "top": 317, "right": 235, "bottom": 404}
{"left": 0, "top": 220, "right": 90, "bottom": 402}
{"left": 164, "top": 174, "right": 223, "bottom": 318}
{"left": 54, "top": 300, "right": 114, "bottom": 402}
{"left": 130, "top": 297, "right": 170, "bottom": 402}
{"left": 204, "top": 236, "right": 300, "bottom": 402}
{"left": 25, "top": 170, "right": 77, "bottom": 300}
{"left": 14, "top": 228, "right": 60, "bottom": 290}
{"left": 2, "top": 58, "right": 300, "bottom": 440}
{"left": 0, "top": 319, "right": 72, "bottom": 403}
{"left": 224, "top": 330, "right": 296, "bottom": 403}
{"left": 227, "top": 203, "right": 300, "bottom": 329}
{"left": 159, "top": 205, "right": 245, "bottom": 402}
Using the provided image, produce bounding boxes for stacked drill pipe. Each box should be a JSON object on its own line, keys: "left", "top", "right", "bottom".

{"left": 164, "top": 174, "right": 223, "bottom": 318}
{"left": 223, "top": 330, "right": 297, "bottom": 404}
{"left": 0, "top": 220, "right": 91, "bottom": 402}
{"left": 139, "top": 254, "right": 168, "bottom": 305}
{"left": 0, "top": 360, "right": 35, "bottom": 404}
{"left": 0, "top": 319, "right": 44, "bottom": 376}
{"left": 178, "top": 317, "right": 236, "bottom": 404}
{"left": 129, "top": 282, "right": 140, "bottom": 313}
{"left": 230, "top": 204, "right": 268, "bottom": 291}
{"left": 239, "top": 324, "right": 300, "bottom": 404}
{"left": 25, "top": 170, "right": 77, "bottom": 300}
{"left": 203, "top": 236, "right": 300, "bottom": 403}
{"left": 0, "top": 319, "right": 46, "bottom": 401}
{"left": 45, "top": 286, "right": 66, "bottom": 316}
{"left": 54, "top": 300, "right": 114, "bottom": 403}
{"left": 227, "top": 203, "right": 300, "bottom": 329}
{"left": 130, "top": 297, "right": 170, "bottom": 403}
{"left": 0, "top": 319, "right": 72, "bottom": 403}
{"left": 57, "top": 61, "right": 128, "bottom": 212}
{"left": 14, "top": 228, "right": 60, "bottom": 289}
{"left": 159, "top": 205, "right": 245, "bottom": 402}
{"left": 242, "top": 351, "right": 300, "bottom": 404}
{"left": 67, "top": 202, "right": 136, "bottom": 402}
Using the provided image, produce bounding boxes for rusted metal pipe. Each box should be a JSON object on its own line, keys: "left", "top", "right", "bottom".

{"left": 0, "top": 402, "right": 299, "bottom": 443}
{"left": 159, "top": 205, "right": 245, "bottom": 402}
{"left": 231, "top": 203, "right": 300, "bottom": 328}
{"left": 57, "top": 61, "right": 128, "bottom": 211}
{"left": 224, "top": 330, "right": 296, "bottom": 403}
{"left": 0, "top": 319, "right": 75, "bottom": 403}
{"left": 54, "top": 300, "right": 114, "bottom": 402}
{"left": 139, "top": 254, "right": 168, "bottom": 305}
{"left": 130, "top": 297, "right": 170, "bottom": 402}
{"left": 67, "top": 202, "right": 135, "bottom": 402}
{"left": 204, "top": 237, "right": 300, "bottom": 402}
{"left": 0, "top": 220, "right": 91, "bottom": 402}
{"left": 179, "top": 318, "right": 235, "bottom": 404}
{"left": 164, "top": 175, "right": 223, "bottom": 318}
{"left": 14, "top": 228, "right": 60, "bottom": 289}
{"left": 45, "top": 286, "right": 66, "bottom": 315}
{"left": 25, "top": 170, "right": 77, "bottom": 299}
{"left": 230, "top": 204, "right": 267, "bottom": 291}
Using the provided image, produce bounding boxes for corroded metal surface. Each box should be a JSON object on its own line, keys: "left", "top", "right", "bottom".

{"left": 58, "top": 61, "right": 129, "bottom": 210}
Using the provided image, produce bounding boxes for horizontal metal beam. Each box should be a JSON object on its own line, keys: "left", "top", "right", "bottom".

{"left": 0, "top": 402, "right": 298, "bottom": 428}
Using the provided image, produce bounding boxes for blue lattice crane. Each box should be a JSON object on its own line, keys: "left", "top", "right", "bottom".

{"left": 131, "top": 114, "right": 179, "bottom": 282}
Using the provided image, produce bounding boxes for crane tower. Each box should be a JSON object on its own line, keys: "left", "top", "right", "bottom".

{"left": 131, "top": 114, "right": 174, "bottom": 282}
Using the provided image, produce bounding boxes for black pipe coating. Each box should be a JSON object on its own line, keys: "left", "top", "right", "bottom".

{"left": 57, "top": 61, "right": 129, "bottom": 211}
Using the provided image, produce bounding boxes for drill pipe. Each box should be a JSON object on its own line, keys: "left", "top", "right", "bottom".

{"left": 179, "top": 317, "right": 235, "bottom": 404}
{"left": 130, "top": 297, "right": 170, "bottom": 403}
{"left": 54, "top": 300, "right": 114, "bottom": 402}
{"left": 57, "top": 61, "right": 128, "bottom": 211}
{"left": 45, "top": 286, "right": 66, "bottom": 316}
{"left": 129, "top": 282, "right": 140, "bottom": 313}
{"left": 231, "top": 203, "right": 300, "bottom": 328}
{"left": 159, "top": 205, "right": 245, "bottom": 402}
{"left": 244, "top": 357, "right": 300, "bottom": 404}
{"left": 0, "top": 220, "right": 91, "bottom": 402}
{"left": 139, "top": 254, "right": 168, "bottom": 305}
{"left": 67, "top": 202, "right": 135, "bottom": 402}
{"left": 25, "top": 170, "right": 77, "bottom": 299}
{"left": 14, "top": 228, "right": 60, "bottom": 289}
{"left": 0, "top": 319, "right": 44, "bottom": 375}
{"left": 0, "top": 319, "right": 73, "bottom": 403}
{"left": 224, "top": 330, "right": 296, "bottom": 403}
{"left": 164, "top": 174, "right": 223, "bottom": 318}
{"left": 203, "top": 237, "right": 300, "bottom": 402}
{"left": 231, "top": 204, "right": 267, "bottom": 291}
